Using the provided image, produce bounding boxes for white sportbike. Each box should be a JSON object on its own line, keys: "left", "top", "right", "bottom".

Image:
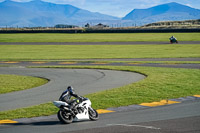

{"left": 53, "top": 96, "right": 99, "bottom": 124}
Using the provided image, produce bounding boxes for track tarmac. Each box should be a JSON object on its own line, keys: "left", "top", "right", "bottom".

{"left": 0, "top": 67, "right": 145, "bottom": 111}
{"left": 0, "top": 41, "right": 200, "bottom": 45}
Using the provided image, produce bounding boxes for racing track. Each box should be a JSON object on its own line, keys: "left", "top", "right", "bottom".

{"left": 0, "top": 42, "right": 200, "bottom": 133}
{"left": 0, "top": 67, "right": 145, "bottom": 111}
{"left": 1, "top": 41, "right": 200, "bottom": 45}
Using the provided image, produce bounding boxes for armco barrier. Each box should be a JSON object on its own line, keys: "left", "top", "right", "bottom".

{"left": 0, "top": 28, "right": 199, "bottom": 33}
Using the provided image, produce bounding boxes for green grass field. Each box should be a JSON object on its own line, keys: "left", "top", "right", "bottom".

{"left": 0, "top": 75, "right": 48, "bottom": 94}
{"left": 0, "top": 45, "right": 200, "bottom": 61}
{"left": 0, "top": 33, "right": 200, "bottom": 42}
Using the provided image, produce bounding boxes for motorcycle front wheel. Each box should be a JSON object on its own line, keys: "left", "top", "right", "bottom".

{"left": 57, "top": 110, "right": 73, "bottom": 124}
{"left": 88, "top": 107, "right": 99, "bottom": 121}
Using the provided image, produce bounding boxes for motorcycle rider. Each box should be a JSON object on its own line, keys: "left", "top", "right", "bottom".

{"left": 53, "top": 86, "right": 99, "bottom": 123}
{"left": 170, "top": 36, "right": 176, "bottom": 40}
{"left": 169, "top": 35, "right": 178, "bottom": 43}
{"left": 59, "top": 86, "right": 82, "bottom": 109}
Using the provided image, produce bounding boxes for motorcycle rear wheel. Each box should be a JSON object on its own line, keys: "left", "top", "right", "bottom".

{"left": 88, "top": 108, "right": 99, "bottom": 121}
{"left": 57, "top": 110, "right": 73, "bottom": 124}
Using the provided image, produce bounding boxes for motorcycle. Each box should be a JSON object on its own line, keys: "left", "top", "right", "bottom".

{"left": 169, "top": 37, "right": 178, "bottom": 44}
{"left": 53, "top": 96, "right": 99, "bottom": 124}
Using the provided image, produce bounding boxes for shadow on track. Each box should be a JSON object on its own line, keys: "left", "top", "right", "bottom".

{"left": 5, "top": 119, "right": 92, "bottom": 127}
{"left": 5, "top": 120, "right": 61, "bottom": 126}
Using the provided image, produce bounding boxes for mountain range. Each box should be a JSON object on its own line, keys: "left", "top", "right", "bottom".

{"left": 123, "top": 2, "right": 200, "bottom": 24}
{"left": 0, "top": 0, "right": 200, "bottom": 27}
{"left": 0, "top": 0, "right": 118, "bottom": 27}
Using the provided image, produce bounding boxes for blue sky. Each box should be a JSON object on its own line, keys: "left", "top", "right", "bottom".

{"left": 2, "top": 0, "right": 200, "bottom": 17}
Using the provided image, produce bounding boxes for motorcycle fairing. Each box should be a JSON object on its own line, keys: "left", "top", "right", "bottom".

{"left": 53, "top": 101, "right": 69, "bottom": 108}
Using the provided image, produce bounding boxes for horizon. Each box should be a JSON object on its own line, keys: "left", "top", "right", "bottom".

{"left": 1, "top": 0, "right": 200, "bottom": 17}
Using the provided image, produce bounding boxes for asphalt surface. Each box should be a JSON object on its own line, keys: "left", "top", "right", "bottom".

{"left": 59, "top": 57, "right": 200, "bottom": 61}
{"left": 1, "top": 59, "right": 200, "bottom": 69}
{"left": 1, "top": 98, "right": 200, "bottom": 133}
{"left": 0, "top": 67, "right": 145, "bottom": 111}
{"left": 0, "top": 41, "right": 200, "bottom": 45}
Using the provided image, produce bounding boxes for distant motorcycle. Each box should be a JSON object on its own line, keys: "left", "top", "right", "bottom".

{"left": 53, "top": 96, "right": 99, "bottom": 124}
{"left": 169, "top": 36, "right": 178, "bottom": 44}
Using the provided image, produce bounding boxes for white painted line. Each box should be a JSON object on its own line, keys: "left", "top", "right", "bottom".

{"left": 107, "top": 124, "right": 161, "bottom": 130}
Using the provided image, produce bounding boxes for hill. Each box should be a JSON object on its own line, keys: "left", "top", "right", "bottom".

{"left": 0, "top": 0, "right": 118, "bottom": 27}
{"left": 123, "top": 2, "right": 200, "bottom": 25}
{"left": 142, "top": 19, "right": 200, "bottom": 28}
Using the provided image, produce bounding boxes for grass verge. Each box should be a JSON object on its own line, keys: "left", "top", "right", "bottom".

{"left": 0, "top": 74, "right": 49, "bottom": 94}
{"left": 0, "top": 33, "right": 200, "bottom": 42}
{"left": 0, "top": 44, "right": 200, "bottom": 61}
{"left": 0, "top": 66, "right": 200, "bottom": 120}
{"left": 90, "top": 61, "right": 200, "bottom": 64}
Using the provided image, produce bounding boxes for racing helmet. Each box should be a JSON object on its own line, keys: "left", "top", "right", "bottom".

{"left": 67, "top": 86, "right": 74, "bottom": 92}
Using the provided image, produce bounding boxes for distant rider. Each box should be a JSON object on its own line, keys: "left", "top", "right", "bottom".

{"left": 170, "top": 36, "right": 176, "bottom": 40}
{"left": 169, "top": 35, "right": 178, "bottom": 43}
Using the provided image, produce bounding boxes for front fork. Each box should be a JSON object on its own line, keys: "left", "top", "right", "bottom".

{"left": 88, "top": 107, "right": 96, "bottom": 115}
